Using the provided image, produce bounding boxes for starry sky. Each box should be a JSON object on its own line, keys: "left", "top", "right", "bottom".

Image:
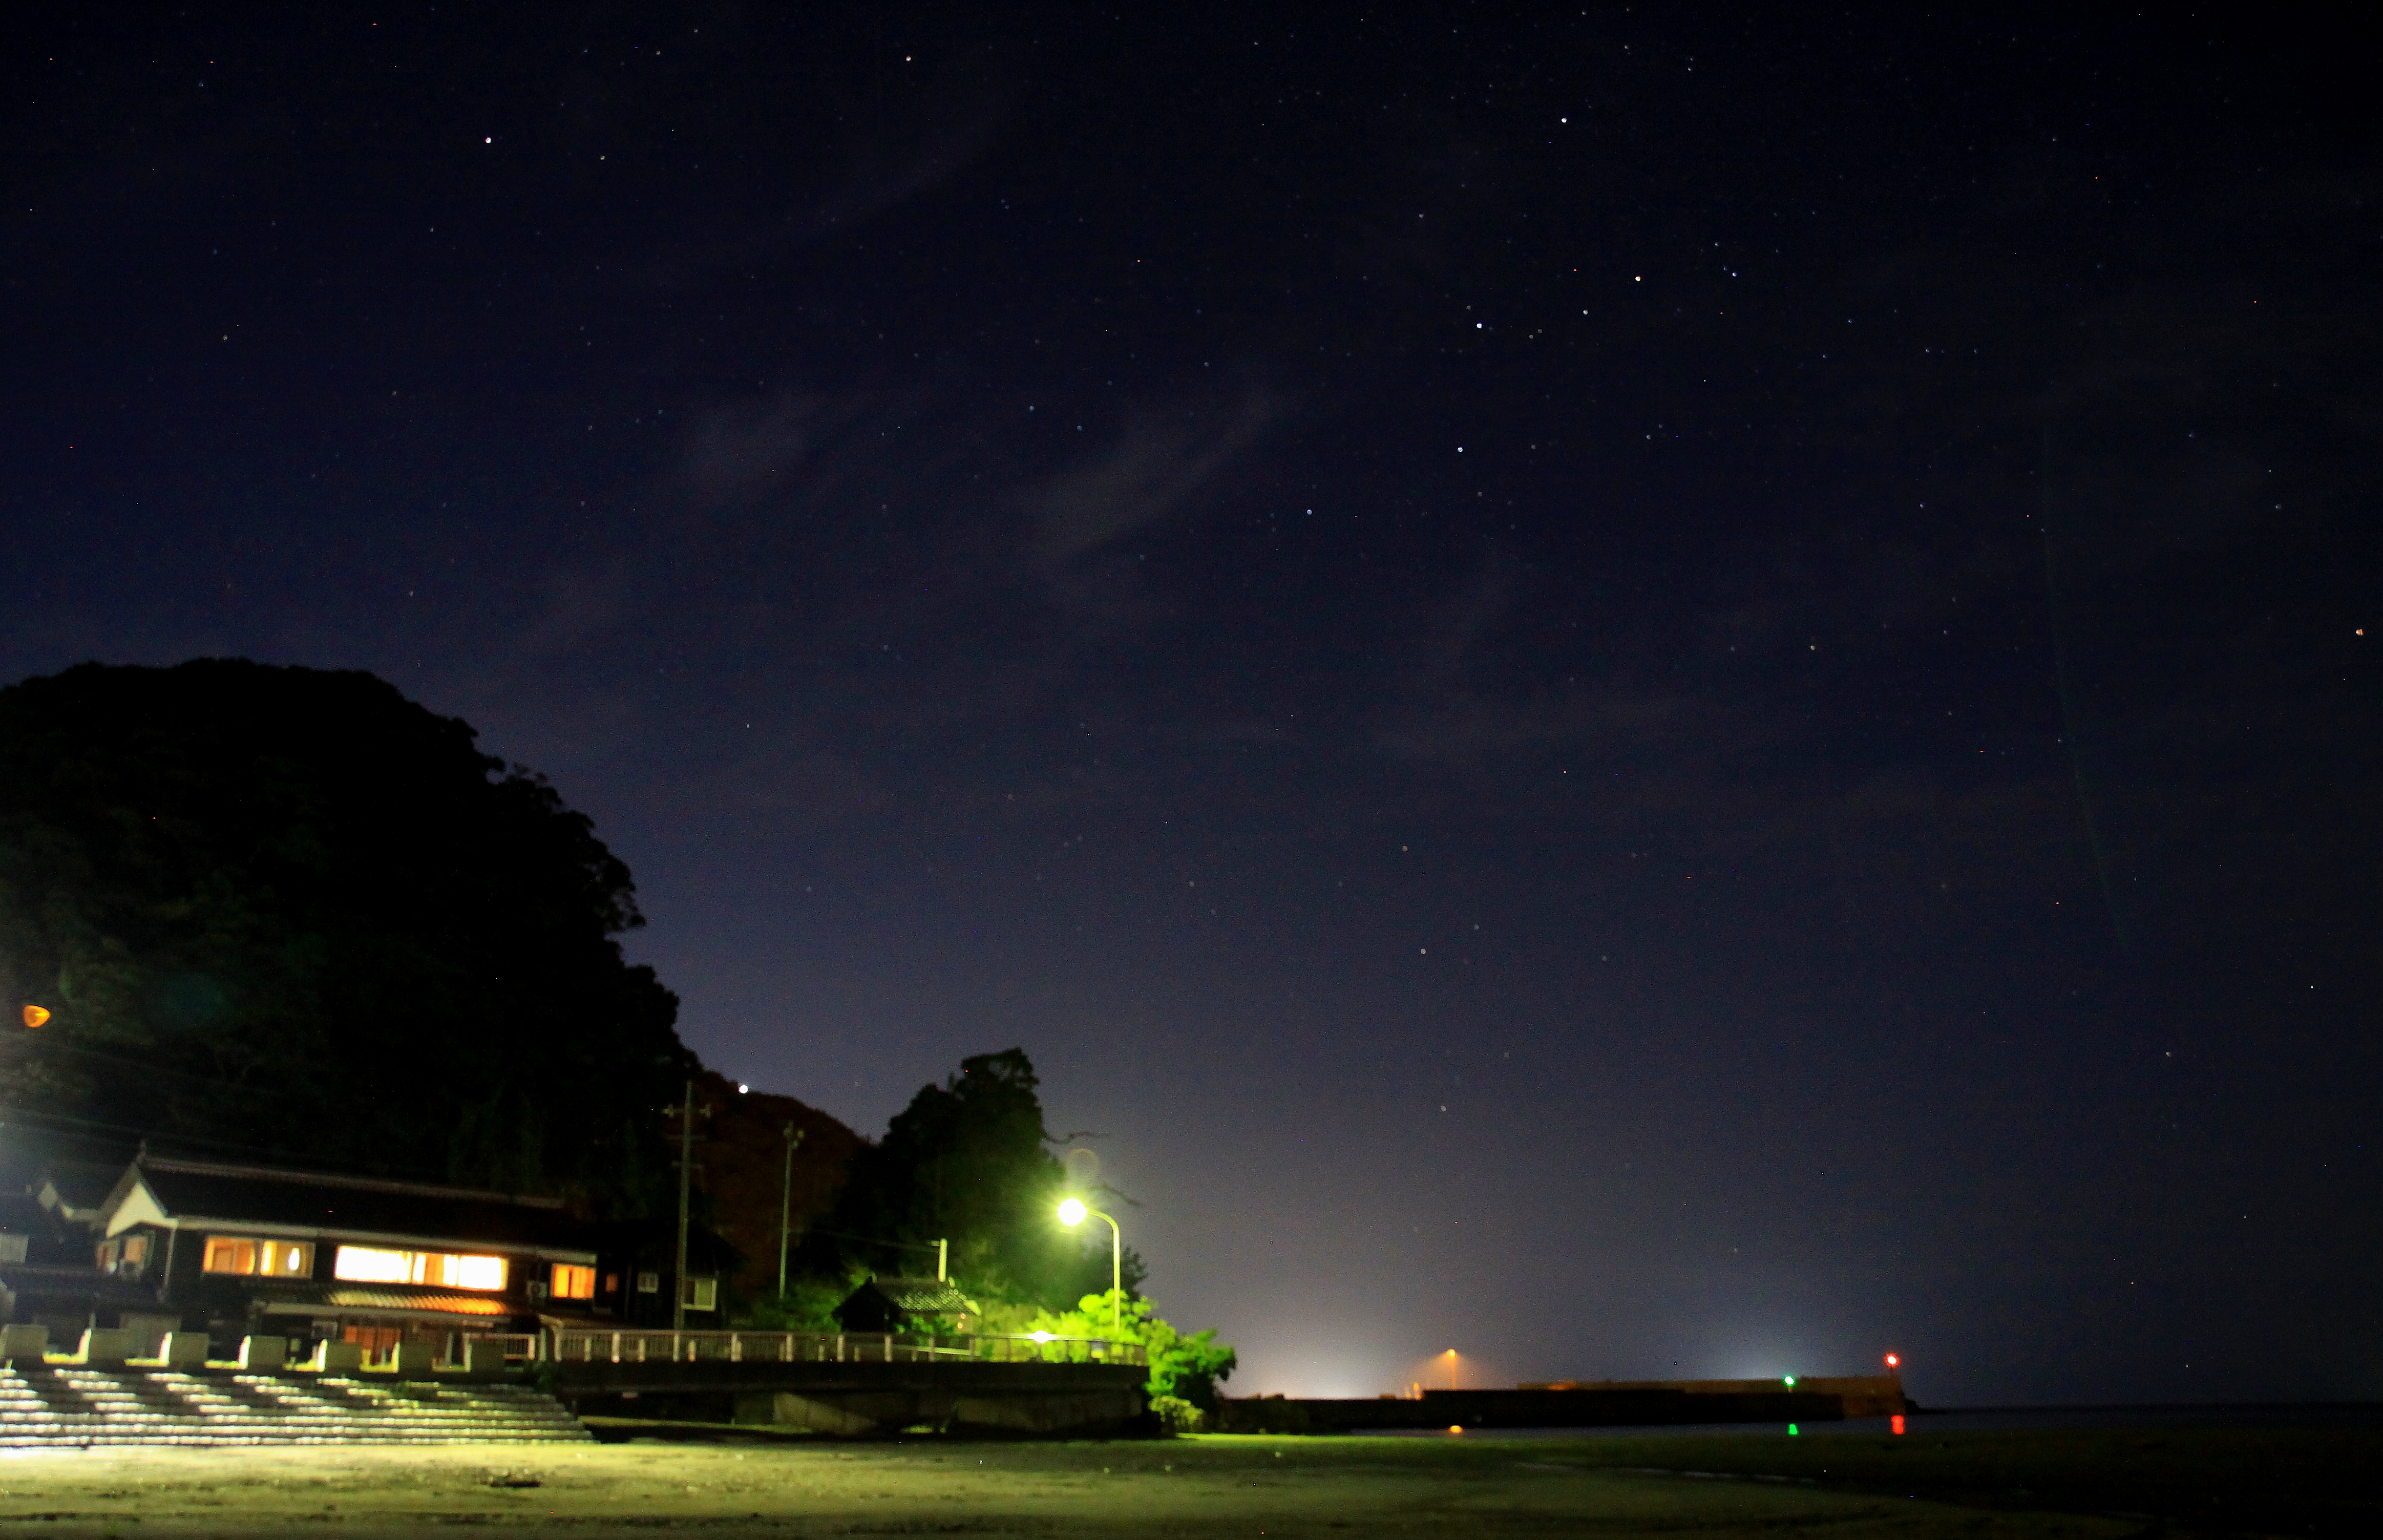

{"left": 6, "top": 7, "right": 2378, "bottom": 1405}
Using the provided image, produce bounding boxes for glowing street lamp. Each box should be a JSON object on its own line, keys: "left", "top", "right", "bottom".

{"left": 1056, "top": 1197, "right": 1122, "bottom": 1340}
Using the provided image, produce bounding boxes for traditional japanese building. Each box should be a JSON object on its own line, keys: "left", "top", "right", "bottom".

{"left": 832, "top": 1275, "right": 979, "bottom": 1335}
{"left": 1, "top": 1155, "right": 621, "bottom": 1359}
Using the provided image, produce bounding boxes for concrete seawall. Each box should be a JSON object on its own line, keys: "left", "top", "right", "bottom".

{"left": 555, "top": 1359, "right": 1150, "bottom": 1437}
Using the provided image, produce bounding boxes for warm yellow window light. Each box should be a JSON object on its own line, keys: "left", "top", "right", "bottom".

{"left": 333, "top": 1245, "right": 504, "bottom": 1290}
{"left": 333, "top": 1246, "right": 410, "bottom": 1282}
{"left": 203, "top": 1237, "right": 259, "bottom": 1275}
{"left": 448, "top": 1254, "right": 506, "bottom": 1290}
{"left": 1057, "top": 1197, "right": 1088, "bottom": 1227}
{"left": 551, "top": 1262, "right": 597, "bottom": 1300}
{"left": 202, "top": 1237, "right": 311, "bottom": 1277}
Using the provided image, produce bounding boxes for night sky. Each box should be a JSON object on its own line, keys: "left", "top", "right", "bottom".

{"left": 7, "top": 8, "right": 2378, "bottom": 1406}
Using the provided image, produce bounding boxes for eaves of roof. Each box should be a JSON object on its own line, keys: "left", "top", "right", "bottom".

{"left": 254, "top": 1285, "right": 519, "bottom": 1322}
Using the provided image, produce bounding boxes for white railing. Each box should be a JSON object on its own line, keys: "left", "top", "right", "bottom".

{"left": 545, "top": 1328, "right": 1145, "bottom": 1368}
{"left": 454, "top": 1331, "right": 544, "bottom": 1365}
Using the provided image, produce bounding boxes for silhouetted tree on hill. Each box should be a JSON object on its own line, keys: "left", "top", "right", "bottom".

{"left": 807, "top": 1048, "right": 1142, "bottom": 1311}
{"left": 0, "top": 659, "right": 692, "bottom": 1211}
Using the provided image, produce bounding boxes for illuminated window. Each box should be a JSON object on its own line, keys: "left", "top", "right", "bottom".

{"left": 332, "top": 1246, "right": 410, "bottom": 1282}
{"left": 204, "top": 1237, "right": 260, "bottom": 1275}
{"left": 0, "top": 1235, "right": 26, "bottom": 1264}
{"left": 551, "top": 1263, "right": 596, "bottom": 1301}
{"left": 681, "top": 1276, "right": 718, "bottom": 1312}
{"left": 204, "top": 1237, "right": 313, "bottom": 1277}
{"left": 332, "top": 1246, "right": 504, "bottom": 1291}
{"left": 123, "top": 1235, "right": 150, "bottom": 1265}
{"left": 449, "top": 1254, "right": 506, "bottom": 1290}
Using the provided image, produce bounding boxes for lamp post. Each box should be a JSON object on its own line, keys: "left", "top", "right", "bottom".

{"left": 673, "top": 1081, "right": 695, "bottom": 1332}
{"left": 777, "top": 1124, "right": 804, "bottom": 1297}
{"left": 1056, "top": 1197, "right": 1121, "bottom": 1341}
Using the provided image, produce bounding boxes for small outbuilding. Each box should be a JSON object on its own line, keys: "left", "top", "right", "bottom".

{"left": 832, "top": 1275, "right": 977, "bottom": 1335}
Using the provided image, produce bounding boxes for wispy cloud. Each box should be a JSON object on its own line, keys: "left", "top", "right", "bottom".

{"left": 684, "top": 393, "right": 820, "bottom": 507}
{"left": 1029, "top": 391, "right": 1280, "bottom": 566}
{"left": 1370, "top": 549, "right": 1696, "bottom": 765}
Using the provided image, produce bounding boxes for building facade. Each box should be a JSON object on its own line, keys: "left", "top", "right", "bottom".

{"left": 2, "top": 1156, "right": 646, "bottom": 1358}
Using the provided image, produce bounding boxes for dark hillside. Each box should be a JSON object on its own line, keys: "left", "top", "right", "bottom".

{"left": 0, "top": 659, "right": 691, "bottom": 1212}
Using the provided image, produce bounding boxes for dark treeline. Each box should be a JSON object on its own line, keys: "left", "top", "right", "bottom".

{"left": 0, "top": 660, "right": 691, "bottom": 1211}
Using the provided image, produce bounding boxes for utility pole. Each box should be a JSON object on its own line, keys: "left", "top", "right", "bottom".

{"left": 936, "top": 1238, "right": 947, "bottom": 1283}
{"left": 776, "top": 1124, "right": 805, "bottom": 1296}
{"left": 673, "top": 1080, "right": 696, "bottom": 1332}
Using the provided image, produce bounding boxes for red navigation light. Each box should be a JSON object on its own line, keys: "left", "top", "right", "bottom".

{"left": 1884, "top": 1353, "right": 1900, "bottom": 1368}
{"left": 1892, "top": 1414, "right": 1906, "bottom": 1436}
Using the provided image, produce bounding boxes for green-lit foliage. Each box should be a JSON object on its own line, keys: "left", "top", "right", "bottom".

{"left": 807, "top": 1049, "right": 1142, "bottom": 1309}
{"left": 1147, "top": 1395, "right": 1207, "bottom": 1434}
{"left": 1028, "top": 1290, "right": 1238, "bottom": 1409}
{"left": 737, "top": 1275, "right": 853, "bottom": 1333}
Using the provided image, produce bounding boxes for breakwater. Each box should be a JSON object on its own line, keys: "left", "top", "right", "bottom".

{"left": 1218, "top": 1374, "right": 1906, "bottom": 1433}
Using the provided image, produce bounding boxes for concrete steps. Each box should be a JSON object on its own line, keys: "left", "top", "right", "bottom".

{"left": 0, "top": 1367, "right": 591, "bottom": 1446}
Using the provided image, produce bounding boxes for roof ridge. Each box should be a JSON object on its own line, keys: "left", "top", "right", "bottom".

{"left": 137, "top": 1156, "right": 568, "bottom": 1210}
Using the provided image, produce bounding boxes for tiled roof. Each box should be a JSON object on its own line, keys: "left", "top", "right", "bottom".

{"left": 129, "top": 1157, "right": 586, "bottom": 1252}
{"left": 320, "top": 1288, "right": 511, "bottom": 1316}
{"left": 858, "top": 1276, "right": 976, "bottom": 1314}
{"left": 256, "top": 1283, "right": 516, "bottom": 1319}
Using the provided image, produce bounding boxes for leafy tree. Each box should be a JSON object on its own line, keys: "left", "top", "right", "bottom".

{"left": 0, "top": 659, "right": 692, "bottom": 1210}
{"left": 736, "top": 1276, "right": 851, "bottom": 1333}
{"left": 1028, "top": 1290, "right": 1238, "bottom": 1409}
{"left": 808, "top": 1048, "right": 1140, "bottom": 1308}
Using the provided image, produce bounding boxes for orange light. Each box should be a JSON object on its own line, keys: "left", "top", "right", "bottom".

{"left": 20, "top": 1005, "right": 48, "bottom": 1029}
{"left": 1448, "top": 1425, "right": 1463, "bottom": 1433}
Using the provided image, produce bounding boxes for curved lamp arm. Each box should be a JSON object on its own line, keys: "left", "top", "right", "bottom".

{"left": 1056, "top": 1198, "right": 1124, "bottom": 1340}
